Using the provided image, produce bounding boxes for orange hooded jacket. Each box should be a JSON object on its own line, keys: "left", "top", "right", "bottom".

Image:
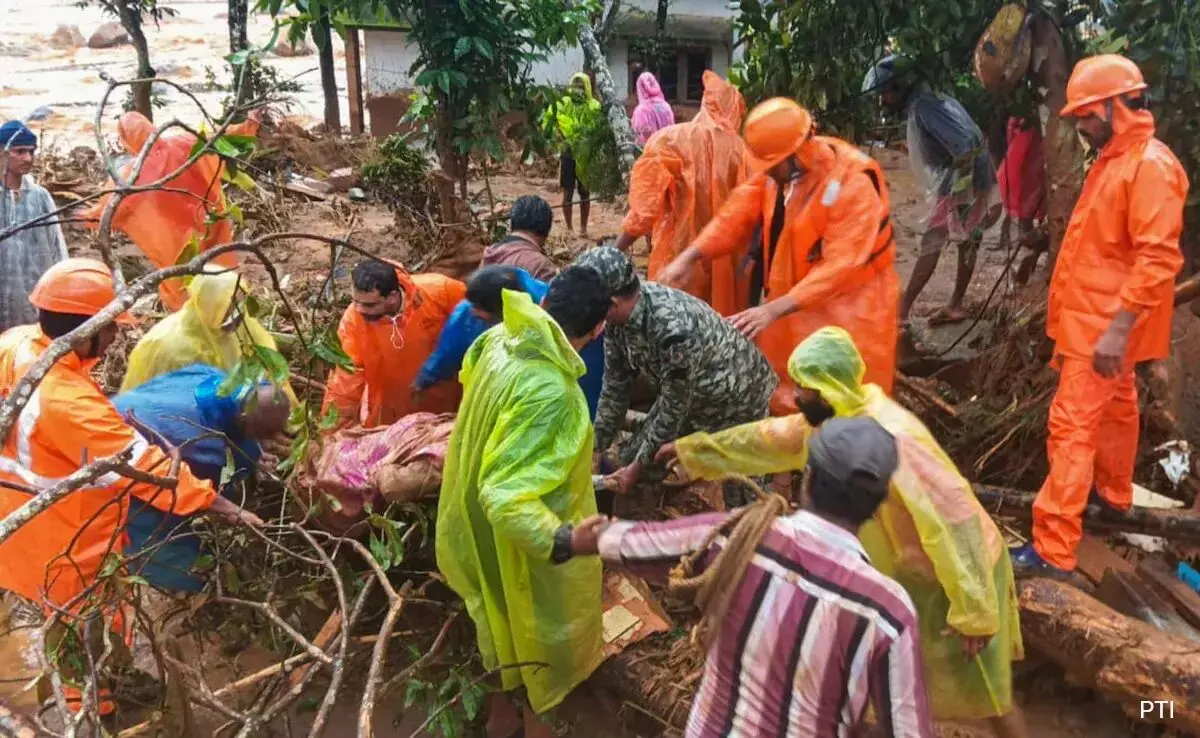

{"left": 1047, "top": 108, "right": 1186, "bottom": 366}
{"left": 0, "top": 326, "right": 217, "bottom": 612}
{"left": 623, "top": 72, "right": 750, "bottom": 315}
{"left": 324, "top": 268, "right": 466, "bottom": 428}
{"left": 691, "top": 137, "right": 899, "bottom": 414}
{"left": 87, "top": 112, "right": 259, "bottom": 310}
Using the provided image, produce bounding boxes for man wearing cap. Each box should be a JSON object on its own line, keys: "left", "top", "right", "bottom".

{"left": 567, "top": 417, "right": 934, "bottom": 737}
{"left": 1011, "top": 55, "right": 1187, "bottom": 577}
{"left": 0, "top": 120, "right": 68, "bottom": 333}
{"left": 574, "top": 245, "right": 775, "bottom": 502}
{"left": 655, "top": 327, "right": 1029, "bottom": 737}
{"left": 657, "top": 98, "right": 899, "bottom": 415}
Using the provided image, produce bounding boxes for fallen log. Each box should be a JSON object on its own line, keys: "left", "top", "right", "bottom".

{"left": 1018, "top": 577, "right": 1200, "bottom": 733}
{"left": 973, "top": 485, "right": 1200, "bottom": 542}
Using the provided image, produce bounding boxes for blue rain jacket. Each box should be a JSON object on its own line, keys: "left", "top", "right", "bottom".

{"left": 415, "top": 268, "right": 606, "bottom": 419}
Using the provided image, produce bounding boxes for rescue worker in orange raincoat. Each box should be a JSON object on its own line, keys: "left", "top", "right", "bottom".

{"left": 1011, "top": 55, "right": 1187, "bottom": 576}
{"left": 0, "top": 259, "right": 261, "bottom": 618}
{"left": 613, "top": 71, "right": 750, "bottom": 316}
{"left": 86, "top": 112, "right": 260, "bottom": 311}
{"left": 323, "top": 260, "right": 466, "bottom": 428}
{"left": 658, "top": 98, "right": 899, "bottom": 415}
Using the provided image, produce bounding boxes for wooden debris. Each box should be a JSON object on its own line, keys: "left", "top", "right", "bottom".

{"left": 289, "top": 611, "right": 342, "bottom": 687}
{"left": 1138, "top": 559, "right": 1200, "bottom": 631}
{"left": 1074, "top": 535, "right": 1134, "bottom": 584}
{"left": 1174, "top": 271, "right": 1200, "bottom": 306}
{"left": 1017, "top": 577, "right": 1200, "bottom": 733}
{"left": 894, "top": 372, "right": 959, "bottom": 419}
{"left": 973, "top": 485, "right": 1200, "bottom": 542}
{"left": 1095, "top": 569, "right": 1200, "bottom": 641}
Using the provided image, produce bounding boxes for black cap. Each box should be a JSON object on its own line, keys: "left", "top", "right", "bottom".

{"left": 808, "top": 416, "right": 898, "bottom": 496}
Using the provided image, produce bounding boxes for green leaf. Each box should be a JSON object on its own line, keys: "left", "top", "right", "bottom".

{"left": 251, "top": 344, "right": 290, "bottom": 384}
{"left": 454, "top": 36, "right": 471, "bottom": 60}
{"left": 219, "top": 448, "right": 238, "bottom": 490}
{"left": 461, "top": 684, "right": 483, "bottom": 720}
{"left": 223, "top": 564, "right": 241, "bottom": 594}
{"left": 228, "top": 204, "right": 245, "bottom": 225}
{"left": 472, "top": 37, "right": 494, "bottom": 60}
{"left": 404, "top": 679, "right": 426, "bottom": 708}
{"left": 369, "top": 531, "right": 392, "bottom": 569}
{"left": 123, "top": 574, "right": 149, "bottom": 587}
{"left": 176, "top": 233, "right": 201, "bottom": 266}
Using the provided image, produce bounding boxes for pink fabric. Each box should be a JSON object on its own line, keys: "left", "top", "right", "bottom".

{"left": 631, "top": 72, "right": 675, "bottom": 146}
{"left": 307, "top": 412, "right": 456, "bottom": 534}
{"left": 998, "top": 117, "right": 1047, "bottom": 220}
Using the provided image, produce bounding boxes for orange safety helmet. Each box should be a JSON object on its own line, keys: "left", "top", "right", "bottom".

{"left": 1061, "top": 54, "right": 1147, "bottom": 117}
{"left": 29, "top": 258, "right": 136, "bottom": 324}
{"left": 743, "top": 98, "right": 814, "bottom": 172}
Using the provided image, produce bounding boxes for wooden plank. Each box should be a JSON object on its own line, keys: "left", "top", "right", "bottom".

{"left": 345, "top": 28, "right": 365, "bottom": 136}
{"left": 1074, "top": 534, "right": 1134, "bottom": 585}
{"left": 1139, "top": 559, "right": 1200, "bottom": 631}
{"left": 289, "top": 611, "right": 343, "bottom": 687}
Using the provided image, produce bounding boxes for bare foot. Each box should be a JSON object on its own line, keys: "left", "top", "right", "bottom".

{"left": 927, "top": 305, "right": 971, "bottom": 326}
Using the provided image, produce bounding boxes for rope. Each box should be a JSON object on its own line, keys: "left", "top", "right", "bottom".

{"left": 665, "top": 473, "right": 792, "bottom": 652}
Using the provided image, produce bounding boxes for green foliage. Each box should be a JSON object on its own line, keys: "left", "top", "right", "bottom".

{"left": 730, "top": 0, "right": 1008, "bottom": 138}
{"left": 1091, "top": 0, "right": 1200, "bottom": 208}
{"left": 404, "top": 664, "right": 491, "bottom": 738}
{"left": 570, "top": 107, "right": 623, "bottom": 200}
{"left": 361, "top": 134, "right": 436, "bottom": 214}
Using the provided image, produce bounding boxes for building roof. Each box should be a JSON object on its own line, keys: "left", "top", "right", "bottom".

{"left": 338, "top": 4, "right": 411, "bottom": 31}
{"left": 613, "top": 11, "right": 734, "bottom": 44}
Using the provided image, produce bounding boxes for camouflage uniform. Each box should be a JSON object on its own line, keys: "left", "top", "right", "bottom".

{"left": 576, "top": 246, "right": 777, "bottom": 479}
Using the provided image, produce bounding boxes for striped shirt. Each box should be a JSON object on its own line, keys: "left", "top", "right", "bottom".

{"left": 598, "top": 509, "right": 933, "bottom": 737}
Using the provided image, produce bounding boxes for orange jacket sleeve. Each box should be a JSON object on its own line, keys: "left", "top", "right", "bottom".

{"left": 46, "top": 389, "right": 216, "bottom": 516}
{"left": 785, "top": 173, "right": 883, "bottom": 308}
{"left": 429, "top": 275, "right": 468, "bottom": 316}
{"left": 692, "top": 177, "right": 767, "bottom": 260}
{"left": 623, "top": 140, "right": 681, "bottom": 238}
{"left": 1119, "top": 154, "right": 1186, "bottom": 314}
{"left": 323, "top": 308, "right": 367, "bottom": 424}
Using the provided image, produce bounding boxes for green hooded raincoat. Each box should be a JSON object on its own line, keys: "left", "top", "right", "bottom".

{"left": 435, "top": 289, "right": 604, "bottom": 714}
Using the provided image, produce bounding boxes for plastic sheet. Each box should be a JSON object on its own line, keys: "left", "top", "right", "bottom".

{"left": 625, "top": 72, "right": 749, "bottom": 315}
{"left": 122, "top": 272, "right": 294, "bottom": 408}
{"left": 86, "top": 112, "right": 259, "bottom": 310}
{"left": 435, "top": 290, "right": 603, "bottom": 714}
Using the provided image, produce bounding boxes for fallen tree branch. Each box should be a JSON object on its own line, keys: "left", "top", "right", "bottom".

{"left": 1017, "top": 577, "right": 1200, "bottom": 733}
{"left": 973, "top": 485, "right": 1200, "bottom": 542}
{"left": 1175, "top": 271, "right": 1200, "bottom": 306}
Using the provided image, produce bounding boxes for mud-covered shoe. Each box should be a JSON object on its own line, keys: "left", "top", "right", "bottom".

{"left": 1009, "top": 542, "right": 1075, "bottom": 581}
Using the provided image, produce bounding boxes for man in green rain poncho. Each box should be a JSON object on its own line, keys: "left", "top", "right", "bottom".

{"left": 657, "top": 326, "right": 1030, "bottom": 738}
{"left": 543, "top": 73, "right": 602, "bottom": 236}
{"left": 436, "top": 266, "right": 611, "bottom": 738}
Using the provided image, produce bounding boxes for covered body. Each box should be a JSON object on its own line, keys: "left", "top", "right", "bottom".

{"left": 691, "top": 137, "right": 898, "bottom": 413}
{"left": 630, "top": 71, "right": 675, "bottom": 147}
{"left": 0, "top": 326, "right": 216, "bottom": 611}
{"left": 673, "top": 327, "right": 1023, "bottom": 721}
{"left": 435, "top": 290, "right": 603, "bottom": 714}
{"left": 624, "top": 72, "right": 750, "bottom": 316}
{"left": 324, "top": 268, "right": 465, "bottom": 428}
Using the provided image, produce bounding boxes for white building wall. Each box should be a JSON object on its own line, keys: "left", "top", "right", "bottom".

{"left": 362, "top": 0, "right": 735, "bottom": 100}
{"left": 363, "top": 30, "right": 420, "bottom": 96}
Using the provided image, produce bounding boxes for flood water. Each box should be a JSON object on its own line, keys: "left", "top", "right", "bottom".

{"left": 0, "top": 0, "right": 347, "bottom": 151}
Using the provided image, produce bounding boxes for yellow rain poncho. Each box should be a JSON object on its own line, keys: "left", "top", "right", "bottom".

{"left": 435, "top": 290, "right": 604, "bottom": 714}
{"left": 674, "top": 326, "right": 1022, "bottom": 721}
{"left": 122, "top": 272, "right": 295, "bottom": 403}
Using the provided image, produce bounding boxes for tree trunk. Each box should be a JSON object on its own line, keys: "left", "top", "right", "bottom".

{"left": 578, "top": 23, "right": 637, "bottom": 182}
{"left": 595, "top": 0, "right": 623, "bottom": 49}
{"left": 655, "top": 0, "right": 669, "bottom": 35}
{"left": 118, "top": 0, "right": 155, "bottom": 120}
{"left": 228, "top": 0, "right": 251, "bottom": 105}
{"left": 227, "top": 0, "right": 249, "bottom": 55}
{"left": 1017, "top": 577, "right": 1200, "bottom": 733}
{"left": 972, "top": 485, "right": 1200, "bottom": 540}
{"left": 1030, "top": 13, "right": 1080, "bottom": 273}
{"left": 313, "top": 9, "right": 342, "bottom": 133}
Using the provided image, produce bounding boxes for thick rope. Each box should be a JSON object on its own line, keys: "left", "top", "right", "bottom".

{"left": 666, "top": 474, "right": 792, "bottom": 652}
